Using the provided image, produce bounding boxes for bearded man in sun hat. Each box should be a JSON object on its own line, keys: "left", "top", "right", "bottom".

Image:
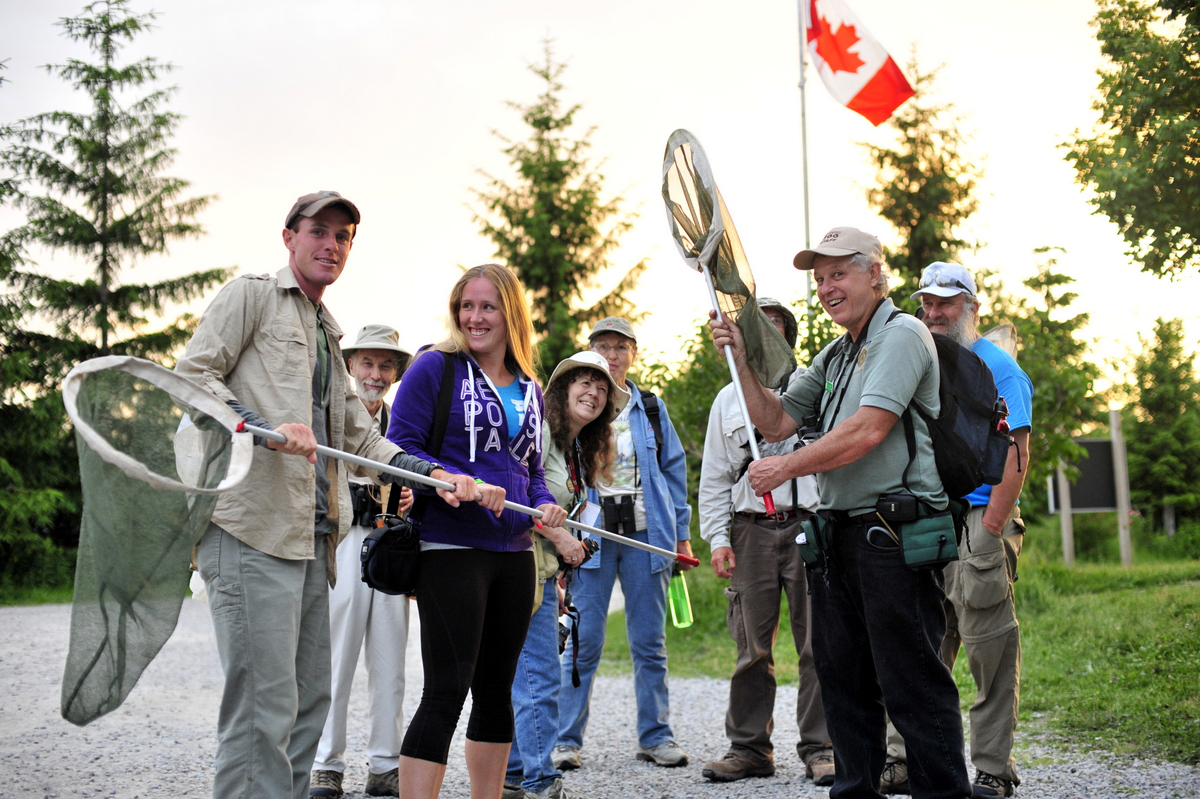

{"left": 311, "top": 324, "right": 417, "bottom": 798}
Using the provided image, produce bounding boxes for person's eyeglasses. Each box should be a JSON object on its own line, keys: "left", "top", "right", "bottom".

{"left": 919, "top": 269, "right": 974, "bottom": 294}
{"left": 592, "top": 343, "right": 631, "bottom": 356}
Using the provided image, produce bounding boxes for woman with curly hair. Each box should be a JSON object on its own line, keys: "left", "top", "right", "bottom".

{"left": 504, "top": 351, "right": 629, "bottom": 799}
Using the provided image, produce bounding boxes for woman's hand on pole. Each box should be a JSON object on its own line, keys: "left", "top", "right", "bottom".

{"left": 546, "top": 525, "right": 585, "bottom": 567}
{"left": 396, "top": 486, "right": 414, "bottom": 515}
{"left": 536, "top": 503, "right": 568, "bottom": 530}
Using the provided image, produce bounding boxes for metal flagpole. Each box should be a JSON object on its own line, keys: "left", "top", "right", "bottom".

{"left": 797, "top": 0, "right": 814, "bottom": 320}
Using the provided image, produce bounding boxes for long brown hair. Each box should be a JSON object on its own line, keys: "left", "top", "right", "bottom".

{"left": 544, "top": 366, "right": 617, "bottom": 487}
{"left": 431, "top": 264, "right": 539, "bottom": 380}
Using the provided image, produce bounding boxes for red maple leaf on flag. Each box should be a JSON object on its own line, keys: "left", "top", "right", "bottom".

{"left": 814, "top": 14, "right": 866, "bottom": 74}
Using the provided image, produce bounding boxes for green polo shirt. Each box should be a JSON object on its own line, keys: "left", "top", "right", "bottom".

{"left": 782, "top": 298, "right": 946, "bottom": 514}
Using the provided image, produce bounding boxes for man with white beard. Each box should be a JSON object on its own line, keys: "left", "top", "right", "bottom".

{"left": 312, "top": 325, "right": 414, "bottom": 798}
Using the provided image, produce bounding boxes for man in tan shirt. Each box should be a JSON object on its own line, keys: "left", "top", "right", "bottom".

{"left": 176, "top": 192, "right": 480, "bottom": 799}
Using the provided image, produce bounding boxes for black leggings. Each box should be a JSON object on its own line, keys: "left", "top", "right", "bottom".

{"left": 400, "top": 547, "right": 536, "bottom": 764}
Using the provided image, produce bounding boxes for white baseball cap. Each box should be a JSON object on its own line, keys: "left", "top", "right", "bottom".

{"left": 910, "top": 262, "right": 978, "bottom": 299}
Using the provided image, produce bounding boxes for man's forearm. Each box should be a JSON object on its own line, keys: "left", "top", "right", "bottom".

{"left": 981, "top": 429, "right": 1030, "bottom": 533}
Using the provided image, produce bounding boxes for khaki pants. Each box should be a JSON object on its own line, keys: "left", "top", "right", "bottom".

{"left": 724, "top": 515, "right": 830, "bottom": 763}
{"left": 887, "top": 506, "right": 1023, "bottom": 785}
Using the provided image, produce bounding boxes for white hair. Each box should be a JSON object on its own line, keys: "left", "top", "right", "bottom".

{"left": 849, "top": 252, "right": 890, "bottom": 297}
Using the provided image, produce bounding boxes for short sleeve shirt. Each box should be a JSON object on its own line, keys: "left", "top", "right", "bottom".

{"left": 781, "top": 298, "right": 946, "bottom": 514}
{"left": 963, "top": 336, "right": 1034, "bottom": 508}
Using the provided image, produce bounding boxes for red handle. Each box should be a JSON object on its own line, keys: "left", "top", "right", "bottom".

{"left": 676, "top": 554, "right": 701, "bottom": 568}
{"left": 763, "top": 491, "right": 777, "bottom": 515}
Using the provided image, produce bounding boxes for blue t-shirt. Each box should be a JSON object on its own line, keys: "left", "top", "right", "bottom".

{"left": 494, "top": 379, "right": 528, "bottom": 441}
{"left": 964, "top": 336, "right": 1034, "bottom": 508}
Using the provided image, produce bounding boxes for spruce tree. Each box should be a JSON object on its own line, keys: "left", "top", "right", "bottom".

{"left": 473, "top": 44, "right": 644, "bottom": 376}
{"left": 864, "top": 58, "right": 981, "bottom": 308}
{"left": 0, "top": 0, "right": 230, "bottom": 560}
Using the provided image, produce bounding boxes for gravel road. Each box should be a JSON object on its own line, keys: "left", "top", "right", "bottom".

{"left": 1, "top": 601, "right": 1196, "bottom": 798}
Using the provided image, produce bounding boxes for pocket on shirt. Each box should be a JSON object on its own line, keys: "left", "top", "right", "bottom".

{"left": 265, "top": 322, "right": 309, "bottom": 377}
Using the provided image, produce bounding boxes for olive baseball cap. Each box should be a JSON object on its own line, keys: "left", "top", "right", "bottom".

{"left": 793, "top": 226, "right": 883, "bottom": 270}
{"left": 284, "top": 190, "right": 361, "bottom": 229}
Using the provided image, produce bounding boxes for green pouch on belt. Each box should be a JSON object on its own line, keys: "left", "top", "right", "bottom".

{"left": 899, "top": 512, "right": 959, "bottom": 570}
{"left": 795, "top": 512, "right": 831, "bottom": 573}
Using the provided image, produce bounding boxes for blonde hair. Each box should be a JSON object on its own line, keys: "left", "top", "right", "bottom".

{"left": 432, "top": 264, "right": 539, "bottom": 380}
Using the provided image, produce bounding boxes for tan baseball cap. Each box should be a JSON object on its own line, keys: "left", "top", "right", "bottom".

{"left": 587, "top": 317, "right": 636, "bottom": 343}
{"left": 284, "top": 190, "right": 361, "bottom": 229}
{"left": 793, "top": 226, "right": 883, "bottom": 270}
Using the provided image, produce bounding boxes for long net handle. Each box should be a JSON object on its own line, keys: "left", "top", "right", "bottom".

{"left": 238, "top": 422, "right": 699, "bottom": 567}
{"left": 699, "top": 264, "right": 778, "bottom": 515}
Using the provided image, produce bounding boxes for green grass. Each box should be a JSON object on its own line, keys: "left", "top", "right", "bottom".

{"left": 0, "top": 583, "right": 73, "bottom": 606}
{"left": 598, "top": 516, "right": 1200, "bottom": 765}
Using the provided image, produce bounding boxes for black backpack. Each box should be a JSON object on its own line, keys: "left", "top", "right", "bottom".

{"left": 891, "top": 310, "right": 1013, "bottom": 499}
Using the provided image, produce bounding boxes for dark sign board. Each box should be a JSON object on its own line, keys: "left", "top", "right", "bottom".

{"left": 1047, "top": 439, "right": 1117, "bottom": 513}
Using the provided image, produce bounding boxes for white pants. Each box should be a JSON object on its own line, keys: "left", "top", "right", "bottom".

{"left": 313, "top": 524, "right": 411, "bottom": 775}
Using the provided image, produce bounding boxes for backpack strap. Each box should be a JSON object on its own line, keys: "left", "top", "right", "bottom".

{"left": 640, "top": 388, "right": 665, "bottom": 466}
{"left": 409, "top": 351, "right": 457, "bottom": 523}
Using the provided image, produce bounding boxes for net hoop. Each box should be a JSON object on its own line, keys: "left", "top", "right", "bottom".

{"left": 662, "top": 128, "right": 727, "bottom": 272}
{"left": 62, "top": 355, "right": 254, "bottom": 494}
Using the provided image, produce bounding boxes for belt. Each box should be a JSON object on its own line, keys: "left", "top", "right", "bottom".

{"left": 828, "top": 509, "right": 879, "bottom": 526}
{"left": 737, "top": 509, "right": 800, "bottom": 523}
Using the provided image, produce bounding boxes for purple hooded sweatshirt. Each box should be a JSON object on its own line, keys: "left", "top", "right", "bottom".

{"left": 388, "top": 349, "right": 555, "bottom": 551}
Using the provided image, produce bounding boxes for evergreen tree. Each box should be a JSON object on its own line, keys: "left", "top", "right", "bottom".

{"left": 473, "top": 44, "right": 644, "bottom": 376}
{"left": 864, "top": 57, "right": 981, "bottom": 308}
{"left": 0, "top": 0, "right": 230, "bottom": 559}
{"left": 1124, "top": 317, "right": 1200, "bottom": 530}
{"left": 1066, "top": 0, "right": 1200, "bottom": 278}
{"left": 981, "top": 249, "right": 1102, "bottom": 512}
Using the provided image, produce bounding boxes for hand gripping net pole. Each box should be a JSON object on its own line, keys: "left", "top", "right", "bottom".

{"left": 59, "top": 356, "right": 253, "bottom": 726}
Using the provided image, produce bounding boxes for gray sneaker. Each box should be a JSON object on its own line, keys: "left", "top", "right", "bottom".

{"left": 551, "top": 744, "right": 581, "bottom": 771}
{"left": 636, "top": 740, "right": 689, "bottom": 767}
{"left": 310, "top": 770, "right": 344, "bottom": 798}
{"left": 527, "top": 777, "right": 596, "bottom": 799}
{"left": 502, "top": 781, "right": 526, "bottom": 799}
{"left": 880, "top": 759, "right": 910, "bottom": 795}
{"left": 364, "top": 768, "right": 399, "bottom": 797}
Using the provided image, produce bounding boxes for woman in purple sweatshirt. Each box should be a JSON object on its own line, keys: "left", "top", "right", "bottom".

{"left": 389, "top": 264, "right": 567, "bottom": 798}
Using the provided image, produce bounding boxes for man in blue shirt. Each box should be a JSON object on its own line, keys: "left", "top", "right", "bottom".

{"left": 887, "top": 262, "right": 1032, "bottom": 799}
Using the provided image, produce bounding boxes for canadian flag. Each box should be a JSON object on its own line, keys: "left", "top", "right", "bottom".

{"left": 805, "top": 0, "right": 914, "bottom": 126}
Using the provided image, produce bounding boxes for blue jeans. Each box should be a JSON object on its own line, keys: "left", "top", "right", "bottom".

{"left": 507, "top": 579, "right": 563, "bottom": 793}
{"left": 556, "top": 530, "right": 673, "bottom": 750}
{"left": 812, "top": 516, "right": 970, "bottom": 799}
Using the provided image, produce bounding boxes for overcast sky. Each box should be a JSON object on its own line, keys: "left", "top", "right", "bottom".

{"left": 4, "top": 0, "right": 1198, "bottom": 388}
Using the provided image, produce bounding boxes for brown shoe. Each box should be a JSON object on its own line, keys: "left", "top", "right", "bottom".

{"left": 701, "top": 749, "right": 775, "bottom": 782}
{"left": 806, "top": 750, "right": 835, "bottom": 786}
{"left": 880, "top": 759, "right": 910, "bottom": 795}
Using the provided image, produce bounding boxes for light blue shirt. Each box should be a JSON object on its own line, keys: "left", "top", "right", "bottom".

{"left": 963, "top": 336, "right": 1034, "bottom": 508}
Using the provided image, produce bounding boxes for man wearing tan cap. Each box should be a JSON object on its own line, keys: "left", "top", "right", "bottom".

{"left": 710, "top": 227, "right": 971, "bottom": 798}
{"left": 177, "top": 192, "right": 482, "bottom": 799}
{"left": 311, "top": 325, "right": 414, "bottom": 798}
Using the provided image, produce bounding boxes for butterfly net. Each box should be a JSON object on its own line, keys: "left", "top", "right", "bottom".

{"left": 662, "top": 129, "right": 796, "bottom": 390}
{"left": 59, "top": 356, "right": 252, "bottom": 726}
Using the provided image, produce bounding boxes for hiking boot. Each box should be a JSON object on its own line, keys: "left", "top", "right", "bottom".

{"left": 310, "top": 770, "right": 344, "bottom": 798}
{"left": 806, "top": 750, "right": 836, "bottom": 787}
{"left": 552, "top": 744, "right": 581, "bottom": 771}
{"left": 972, "top": 771, "right": 1015, "bottom": 798}
{"left": 502, "top": 781, "right": 526, "bottom": 799}
{"left": 365, "top": 768, "right": 399, "bottom": 797}
{"left": 527, "top": 777, "right": 596, "bottom": 799}
{"left": 880, "top": 759, "right": 910, "bottom": 795}
{"left": 636, "top": 740, "right": 689, "bottom": 767}
{"left": 701, "top": 749, "right": 775, "bottom": 782}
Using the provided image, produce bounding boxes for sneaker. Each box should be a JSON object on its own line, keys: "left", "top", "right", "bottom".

{"left": 972, "top": 771, "right": 1015, "bottom": 798}
{"left": 310, "top": 770, "right": 344, "bottom": 798}
{"left": 527, "top": 777, "right": 596, "bottom": 799}
{"left": 364, "top": 768, "right": 399, "bottom": 797}
{"left": 806, "top": 750, "right": 836, "bottom": 787}
{"left": 502, "top": 781, "right": 526, "bottom": 799}
{"left": 552, "top": 744, "right": 581, "bottom": 771}
{"left": 635, "top": 740, "right": 689, "bottom": 767}
{"left": 880, "top": 759, "right": 910, "bottom": 795}
{"left": 701, "top": 749, "right": 775, "bottom": 782}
